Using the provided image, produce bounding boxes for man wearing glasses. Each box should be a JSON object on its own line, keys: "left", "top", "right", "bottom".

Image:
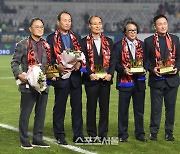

{"left": 114, "top": 21, "right": 148, "bottom": 142}
{"left": 11, "top": 18, "right": 50, "bottom": 149}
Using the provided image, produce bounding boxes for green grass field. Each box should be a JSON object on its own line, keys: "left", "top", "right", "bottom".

{"left": 0, "top": 55, "right": 180, "bottom": 154}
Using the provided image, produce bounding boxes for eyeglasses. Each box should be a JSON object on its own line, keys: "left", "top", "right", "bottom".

{"left": 127, "top": 29, "right": 137, "bottom": 33}
{"left": 90, "top": 23, "right": 102, "bottom": 26}
{"left": 32, "top": 26, "right": 44, "bottom": 29}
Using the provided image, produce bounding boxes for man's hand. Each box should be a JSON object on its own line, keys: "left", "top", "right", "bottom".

{"left": 142, "top": 69, "right": 147, "bottom": 75}
{"left": 58, "top": 63, "right": 72, "bottom": 73}
{"left": 124, "top": 68, "right": 133, "bottom": 76}
{"left": 89, "top": 73, "right": 99, "bottom": 81}
{"left": 169, "top": 68, "right": 178, "bottom": 75}
{"left": 57, "top": 63, "right": 66, "bottom": 72}
{"left": 153, "top": 67, "right": 162, "bottom": 77}
{"left": 18, "top": 73, "right": 27, "bottom": 84}
{"left": 103, "top": 74, "right": 112, "bottom": 81}
{"left": 72, "top": 61, "right": 81, "bottom": 71}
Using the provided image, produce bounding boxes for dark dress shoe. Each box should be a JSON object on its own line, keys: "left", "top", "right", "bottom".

{"left": 21, "top": 142, "right": 33, "bottom": 149}
{"left": 32, "top": 141, "right": 50, "bottom": 148}
{"left": 136, "top": 136, "right": 147, "bottom": 142}
{"left": 119, "top": 137, "right": 128, "bottom": 142}
{"left": 165, "top": 133, "right": 175, "bottom": 141}
{"left": 57, "top": 138, "right": 68, "bottom": 145}
{"left": 149, "top": 133, "right": 157, "bottom": 141}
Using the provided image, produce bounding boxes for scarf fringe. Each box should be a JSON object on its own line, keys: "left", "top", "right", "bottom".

{"left": 137, "top": 76, "right": 146, "bottom": 81}
{"left": 118, "top": 82, "right": 134, "bottom": 87}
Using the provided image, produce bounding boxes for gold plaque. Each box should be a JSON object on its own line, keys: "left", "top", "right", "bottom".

{"left": 45, "top": 64, "right": 59, "bottom": 79}
{"left": 159, "top": 66, "right": 174, "bottom": 74}
{"left": 95, "top": 65, "right": 107, "bottom": 78}
{"left": 129, "top": 59, "right": 144, "bottom": 73}
{"left": 95, "top": 72, "right": 107, "bottom": 78}
{"left": 157, "top": 60, "right": 174, "bottom": 75}
{"left": 130, "top": 67, "right": 144, "bottom": 73}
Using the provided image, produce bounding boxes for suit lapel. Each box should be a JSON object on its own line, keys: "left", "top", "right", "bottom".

{"left": 93, "top": 42, "right": 99, "bottom": 57}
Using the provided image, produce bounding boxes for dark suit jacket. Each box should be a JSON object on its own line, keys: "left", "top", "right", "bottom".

{"left": 144, "top": 34, "right": 180, "bottom": 88}
{"left": 81, "top": 35, "right": 115, "bottom": 86}
{"left": 46, "top": 32, "right": 82, "bottom": 89}
{"left": 114, "top": 39, "right": 147, "bottom": 91}
{"left": 11, "top": 38, "right": 49, "bottom": 93}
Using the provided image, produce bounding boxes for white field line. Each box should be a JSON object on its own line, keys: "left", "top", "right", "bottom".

{"left": 0, "top": 123, "right": 97, "bottom": 154}
{"left": 0, "top": 77, "right": 14, "bottom": 79}
{"left": 0, "top": 66, "right": 11, "bottom": 68}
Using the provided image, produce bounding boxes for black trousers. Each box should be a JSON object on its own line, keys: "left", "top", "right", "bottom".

{"left": 53, "top": 80, "right": 83, "bottom": 140}
{"left": 150, "top": 84, "right": 178, "bottom": 135}
{"left": 118, "top": 87, "right": 145, "bottom": 138}
{"left": 19, "top": 91, "right": 48, "bottom": 144}
{"left": 85, "top": 84, "right": 110, "bottom": 138}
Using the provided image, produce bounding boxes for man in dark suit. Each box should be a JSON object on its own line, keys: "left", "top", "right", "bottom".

{"left": 81, "top": 16, "right": 115, "bottom": 142}
{"left": 114, "top": 21, "right": 147, "bottom": 142}
{"left": 46, "top": 11, "right": 85, "bottom": 145}
{"left": 144, "top": 14, "right": 180, "bottom": 141}
{"left": 11, "top": 18, "right": 50, "bottom": 149}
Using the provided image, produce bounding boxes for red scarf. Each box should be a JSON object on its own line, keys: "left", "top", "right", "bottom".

{"left": 53, "top": 29, "right": 82, "bottom": 64}
{"left": 86, "top": 33, "right": 111, "bottom": 73}
{"left": 120, "top": 37, "right": 143, "bottom": 84}
{"left": 27, "top": 37, "right": 51, "bottom": 66}
{"left": 154, "top": 32, "right": 176, "bottom": 67}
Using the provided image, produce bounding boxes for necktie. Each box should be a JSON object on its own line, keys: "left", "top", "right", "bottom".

{"left": 131, "top": 43, "right": 136, "bottom": 60}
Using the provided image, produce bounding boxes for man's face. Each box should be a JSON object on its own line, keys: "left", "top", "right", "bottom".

{"left": 89, "top": 17, "right": 102, "bottom": 35}
{"left": 29, "top": 20, "right": 44, "bottom": 37}
{"left": 125, "top": 23, "right": 137, "bottom": 41}
{"left": 154, "top": 17, "right": 168, "bottom": 36}
{"left": 57, "top": 13, "right": 72, "bottom": 33}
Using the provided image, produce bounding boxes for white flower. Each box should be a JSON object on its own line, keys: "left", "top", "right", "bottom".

{"left": 26, "top": 65, "right": 47, "bottom": 93}
{"left": 60, "top": 49, "right": 86, "bottom": 79}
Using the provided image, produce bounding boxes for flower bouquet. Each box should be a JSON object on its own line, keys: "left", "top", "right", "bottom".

{"left": 61, "top": 48, "right": 86, "bottom": 79}
{"left": 26, "top": 65, "right": 47, "bottom": 93}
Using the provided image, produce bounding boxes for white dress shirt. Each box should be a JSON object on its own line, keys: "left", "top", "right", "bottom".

{"left": 126, "top": 38, "right": 137, "bottom": 60}
{"left": 93, "top": 36, "right": 101, "bottom": 56}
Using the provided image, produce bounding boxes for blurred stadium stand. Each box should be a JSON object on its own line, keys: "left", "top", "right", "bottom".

{"left": 0, "top": 0, "right": 180, "bottom": 34}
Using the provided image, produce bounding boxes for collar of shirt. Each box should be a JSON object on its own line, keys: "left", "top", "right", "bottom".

{"left": 92, "top": 33, "right": 101, "bottom": 40}
{"left": 29, "top": 36, "right": 43, "bottom": 63}
{"left": 30, "top": 36, "right": 42, "bottom": 46}
{"left": 126, "top": 38, "right": 137, "bottom": 59}
{"left": 126, "top": 38, "right": 137, "bottom": 49}
{"left": 60, "top": 33, "right": 70, "bottom": 49}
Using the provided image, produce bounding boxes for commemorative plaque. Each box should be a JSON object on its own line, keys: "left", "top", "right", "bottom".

{"left": 95, "top": 65, "right": 107, "bottom": 78}
{"left": 129, "top": 59, "right": 144, "bottom": 73}
{"left": 45, "top": 64, "right": 59, "bottom": 79}
{"left": 157, "top": 60, "right": 174, "bottom": 75}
